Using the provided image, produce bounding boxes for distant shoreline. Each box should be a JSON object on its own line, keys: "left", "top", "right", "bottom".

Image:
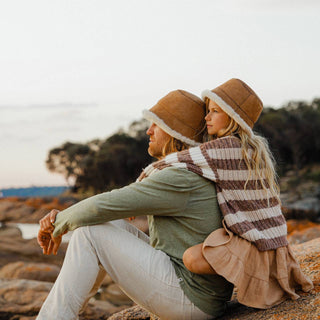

{"left": 0, "top": 186, "right": 69, "bottom": 198}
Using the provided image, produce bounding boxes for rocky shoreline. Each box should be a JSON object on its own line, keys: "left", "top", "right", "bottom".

{"left": 0, "top": 196, "right": 319, "bottom": 319}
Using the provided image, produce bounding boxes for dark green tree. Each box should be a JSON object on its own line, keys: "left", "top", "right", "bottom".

{"left": 46, "top": 119, "right": 152, "bottom": 193}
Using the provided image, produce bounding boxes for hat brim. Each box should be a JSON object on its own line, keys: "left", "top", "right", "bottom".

{"left": 143, "top": 110, "right": 200, "bottom": 147}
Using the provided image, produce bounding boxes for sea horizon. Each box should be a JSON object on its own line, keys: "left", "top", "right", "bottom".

{"left": 0, "top": 185, "right": 70, "bottom": 198}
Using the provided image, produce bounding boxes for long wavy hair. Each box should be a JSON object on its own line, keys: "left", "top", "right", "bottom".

{"left": 204, "top": 99, "right": 280, "bottom": 200}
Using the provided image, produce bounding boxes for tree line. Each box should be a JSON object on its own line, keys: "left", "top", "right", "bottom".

{"left": 255, "top": 98, "right": 320, "bottom": 174}
{"left": 46, "top": 98, "right": 320, "bottom": 193}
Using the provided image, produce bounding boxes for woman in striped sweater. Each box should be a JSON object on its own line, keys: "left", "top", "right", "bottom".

{"left": 142, "top": 78, "right": 314, "bottom": 309}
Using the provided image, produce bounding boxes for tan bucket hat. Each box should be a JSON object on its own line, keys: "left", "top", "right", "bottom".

{"left": 202, "top": 78, "right": 263, "bottom": 135}
{"left": 143, "top": 90, "right": 206, "bottom": 146}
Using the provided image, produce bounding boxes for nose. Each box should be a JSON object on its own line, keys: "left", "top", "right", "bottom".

{"left": 146, "top": 123, "right": 154, "bottom": 135}
{"left": 205, "top": 113, "right": 210, "bottom": 121}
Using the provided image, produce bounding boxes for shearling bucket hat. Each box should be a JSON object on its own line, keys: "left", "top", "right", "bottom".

{"left": 202, "top": 78, "right": 263, "bottom": 136}
{"left": 143, "top": 90, "right": 206, "bottom": 146}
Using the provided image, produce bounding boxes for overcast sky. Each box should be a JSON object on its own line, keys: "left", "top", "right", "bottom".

{"left": 1, "top": 0, "right": 319, "bottom": 188}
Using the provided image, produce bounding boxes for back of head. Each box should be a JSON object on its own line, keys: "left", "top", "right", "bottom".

{"left": 143, "top": 90, "right": 206, "bottom": 147}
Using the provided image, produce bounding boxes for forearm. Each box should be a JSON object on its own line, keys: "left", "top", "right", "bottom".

{"left": 53, "top": 189, "right": 139, "bottom": 237}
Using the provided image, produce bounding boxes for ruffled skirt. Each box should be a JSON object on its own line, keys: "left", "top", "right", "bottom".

{"left": 202, "top": 221, "right": 314, "bottom": 309}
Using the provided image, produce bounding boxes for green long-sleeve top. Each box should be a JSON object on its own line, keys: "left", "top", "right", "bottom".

{"left": 53, "top": 167, "right": 233, "bottom": 317}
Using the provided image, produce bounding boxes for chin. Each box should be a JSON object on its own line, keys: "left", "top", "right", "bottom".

{"left": 148, "top": 147, "right": 156, "bottom": 158}
{"left": 148, "top": 149, "right": 162, "bottom": 159}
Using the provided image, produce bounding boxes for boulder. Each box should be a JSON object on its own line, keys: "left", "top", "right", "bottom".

{"left": 0, "top": 233, "right": 67, "bottom": 268}
{"left": 0, "top": 279, "right": 53, "bottom": 315}
{"left": 288, "top": 226, "right": 320, "bottom": 245}
{"left": 107, "top": 305, "right": 159, "bottom": 320}
{"left": 0, "top": 262, "right": 60, "bottom": 282}
{"left": 79, "top": 299, "right": 126, "bottom": 320}
{"left": 0, "top": 225, "right": 22, "bottom": 238}
{"left": 21, "top": 208, "right": 50, "bottom": 224}
{"left": 287, "top": 219, "right": 320, "bottom": 245}
{"left": 282, "top": 205, "right": 318, "bottom": 221}
{"left": 0, "top": 279, "right": 125, "bottom": 320}
{"left": 100, "top": 283, "right": 133, "bottom": 306}
{"left": 217, "top": 237, "right": 320, "bottom": 319}
{"left": 286, "top": 219, "right": 319, "bottom": 234}
{"left": 0, "top": 197, "right": 77, "bottom": 224}
{"left": 290, "top": 197, "right": 320, "bottom": 213}
{"left": 0, "top": 201, "right": 34, "bottom": 223}
{"left": 101, "top": 272, "right": 113, "bottom": 287}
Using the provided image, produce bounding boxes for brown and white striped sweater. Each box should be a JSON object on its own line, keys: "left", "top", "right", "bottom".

{"left": 138, "top": 136, "right": 288, "bottom": 251}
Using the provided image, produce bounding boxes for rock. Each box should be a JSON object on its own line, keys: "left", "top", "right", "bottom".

{"left": 21, "top": 208, "right": 50, "bottom": 224}
{"left": 0, "top": 279, "right": 53, "bottom": 315}
{"left": 290, "top": 197, "right": 320, "bottom": 213}
{"left": 0, "top": 279, "right": 125, "bottom": 320}
{"left": 0, "top": 201, "right": 20, "bottom": 216}
{"left": 101, "top": 273, "right": 113, "bottom": 287}
{"left": 0, "top": 201, "right": 35, "bottom": 223}
{"left": 0, "top": 261, "right": 60, "bottom": 282}
{"left": 0, "top": 197, "right": 77, "bottom": 224}
{"left": 107, "top": 305, "right": 159, "bottom": 320}
{"left": 0, "top": 225, "right": 22, "bottom": 238}
{"left": 282, "top": 197, "right": 320, "bottom": 222}
{"left": 286, "top": 219, "right": 319, "bottom": 234}
{"left": 288, "top": 226, "right": 320, "bottom": 245}
{"left": 110, "top": 238, "right": 320, "bottom": 320}
{"left": 217, "top": 237, "right": 320, "bottom": 319}
{"left": 100, "top": 283, "right": 133, "bottom": 306}
{"left": 79, "top": 299, "right": 126, "bottom": 320}
{"left": 282, "top": 205, "right": 318, "bottom": 221}
{"left": 0, "top": 233, "right": 67, "bottom": 268}
{"left": 287, "top": 219, "right": 320, "bottom": 244}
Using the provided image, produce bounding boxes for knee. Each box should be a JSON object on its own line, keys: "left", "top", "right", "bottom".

{"left": 70, "top": 226, "right": 88, "bottom": 241}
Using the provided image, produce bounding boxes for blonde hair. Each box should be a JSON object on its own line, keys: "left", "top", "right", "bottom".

{"left": 162, "top": 137, "right": 189, "bottom": 157}
{"left": 205, "top": 98, "right": 280, "bottom": 200}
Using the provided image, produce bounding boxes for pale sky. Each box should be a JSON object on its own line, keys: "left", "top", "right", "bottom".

{"left": 1, "top": 0, "right": 319, "bottom": 188}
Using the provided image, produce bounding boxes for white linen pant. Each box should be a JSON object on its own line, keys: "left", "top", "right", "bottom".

{"left": 37, "top": 220, "right": 212, "bottom": 320}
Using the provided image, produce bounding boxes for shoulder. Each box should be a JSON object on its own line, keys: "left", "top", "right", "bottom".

{"left": 145, "top": 166, "right": 205, "bottom": 189}
{"left": 148, "top": 166, "right": 190, "bottom": 185}
{"left": 202, "top": 136, "right": 241, "bottom": 150}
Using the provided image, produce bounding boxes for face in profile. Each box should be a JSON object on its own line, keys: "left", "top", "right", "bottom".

{"left": 205, "top": 100, "right": 230, "bottom": 136}
{"left": 146, "top": 123, "right": 171, "bottom": 159}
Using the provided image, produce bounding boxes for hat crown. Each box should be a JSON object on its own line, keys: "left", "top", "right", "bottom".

{"left": 214, "top": 78, "right": 263, "bottom": 127}
{"left": 143, "top": 90, "right": 206, "bottom": 146}
{"left": 203, "top": 78, "right": 263, "bottom": 133}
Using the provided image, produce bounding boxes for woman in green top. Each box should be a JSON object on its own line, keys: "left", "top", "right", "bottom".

{"left": 37, "top": 90, "right": 233, "bottom": 320}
